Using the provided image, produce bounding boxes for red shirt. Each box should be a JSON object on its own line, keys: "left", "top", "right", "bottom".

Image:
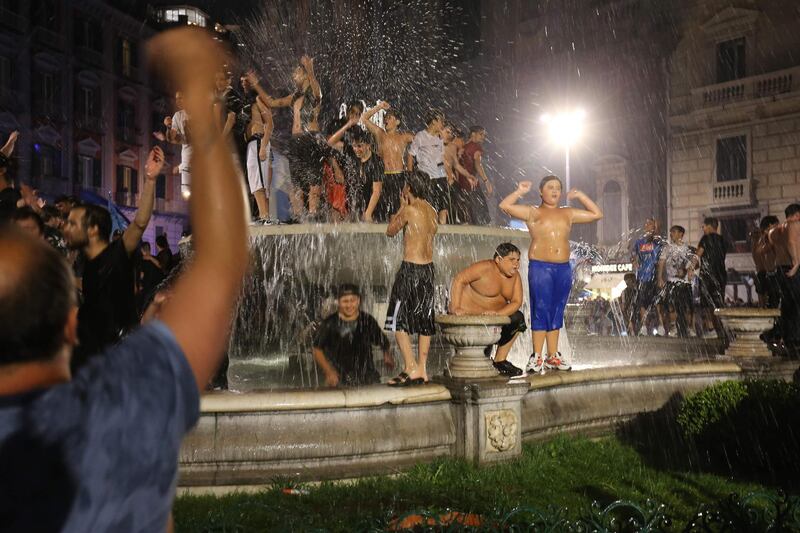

{"left": 457, "top": 141, "right": 482, "bottom": 191}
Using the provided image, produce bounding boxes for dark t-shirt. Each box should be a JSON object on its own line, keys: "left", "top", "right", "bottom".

{"left": 0, "top": 186, "right": 21, "bottom": 224}
{"left": 699, "top": 233, "right": 728, "bottom": 282}
{"left": 0, "top": 321, "right": 199, "bottom": 532}
{"left": 156, "top": 249, "right": 173, "bottom": 274}
{"left": 350, "top": 153, "right": 384, "bottom": 219}
{"left": 458, "top": 141, "right": 482, "bottom": 191}
{"left": 313, "top": 311, "right": 390, "bottom": 385}
{"left": 76, "top": 239, "right": 137, "bottom": 366}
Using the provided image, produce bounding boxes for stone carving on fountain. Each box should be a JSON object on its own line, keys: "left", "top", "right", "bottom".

{"left": 486, "top": 409, "right": 518, "bottom": 452}
{"left": 435, "top": 314, "right": 510, "bottom": 379}
{"left": 715, "top": 308, "right": 781, "bottom": 357}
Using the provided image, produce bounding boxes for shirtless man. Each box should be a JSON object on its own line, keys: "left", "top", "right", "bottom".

{"left": 449, "top": 243, "right": 525, "bottom": 376}
{"left": 768, "top": 204, "right": 800, "bottom": 348}
{"left": 384, "top": 171, "right": 438, "bottom": 385}
{"left": 362, "top": 101, "right": 414, "bottom": 219}
{"left": 753, "top": 215, "right": 780, "bottom": 309}
{"left": 240, "top": 73, "right": 273, "bottom": 222}
{"left": 499, "top": 175, "right": 603, "bottom": 373}
{"left": 245, "top": 57, "right": 325, "bottom": 218}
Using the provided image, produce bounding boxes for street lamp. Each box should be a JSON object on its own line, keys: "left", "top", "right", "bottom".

{"left": 541, "top": 108, "right": 586, "bottom": 203}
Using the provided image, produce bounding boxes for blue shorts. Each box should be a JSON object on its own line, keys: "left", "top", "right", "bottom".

{"left": 528, "top": 259, "right": 572, "bottom": 331}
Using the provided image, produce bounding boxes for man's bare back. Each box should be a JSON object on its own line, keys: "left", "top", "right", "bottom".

{"left": 401, "top": 199, "right": 437, "bottom": 264}
{"left": 451, "top": 260, "right": 521, "bottom": 314}
{"left": 769, "top": 222, "right": 795, "bottom": 266}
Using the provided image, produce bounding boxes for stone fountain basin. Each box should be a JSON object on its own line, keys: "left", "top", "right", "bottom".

{"left": 715, "top": 307, "right": 780, "bottom": 357}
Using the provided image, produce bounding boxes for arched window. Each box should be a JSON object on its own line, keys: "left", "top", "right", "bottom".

{"left": 602, "top": 180, "right": 622, "bottom": 244}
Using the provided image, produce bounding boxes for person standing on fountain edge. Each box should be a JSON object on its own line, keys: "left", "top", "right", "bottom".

{"left": 630, "top": 217, "right": 665, "bottom": 336}
{"left": 313, "top": 284, "right": 395, "bottom": 387}
{"left": 768, "top": 203, "right": 800, "bottom": 351}
{"left": 0, "top": 28, "right": 249, "bottom": 532}
{"left": 499, "top": 176, "right": 602, "bottom": 374}
{"left": 695, "top": 217, "right": 729, "bottom": 339}
{"left": 408, "top": 109, "right": 450, "bottom": 224}
{"left": 449, "top": 243, "right": 526, "bottom": 376}
{"left": 458, "top": 126, "right": 493, "bottom": 225}
{"left": 385, "top": 171, "right": 438, "bottom": 386}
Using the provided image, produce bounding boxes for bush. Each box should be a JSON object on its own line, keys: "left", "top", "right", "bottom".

{"left": 676, "top": 379, "right": 800, "bottom": 484}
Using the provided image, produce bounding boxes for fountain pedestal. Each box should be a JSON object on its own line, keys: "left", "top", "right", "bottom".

{"left": 714, "top": 308, "right": 780, "bottom": 357}
{"left": 435, "top": 314, "right": 529, "bottom": 465}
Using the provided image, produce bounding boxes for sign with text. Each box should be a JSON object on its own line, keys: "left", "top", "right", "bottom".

{"left": 591, "top": 263, "right": 633, "bottom": 274}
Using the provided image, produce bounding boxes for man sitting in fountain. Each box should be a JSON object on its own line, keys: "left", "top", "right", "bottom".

{"left": 500, "top": 176, "right": 603, "bottom": 374}
{"left": 385, "top": 171, "right": 438, "bottom": 386}
{"left": 313, "top": 284, "right": 394, "bottom": 387}
{"left": 448, "top": 243, "right": 526, "bottom": 377}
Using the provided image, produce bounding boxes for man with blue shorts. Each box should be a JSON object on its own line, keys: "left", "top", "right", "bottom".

{"left": 499, "top": 175, "right": 603, "bottom": 373}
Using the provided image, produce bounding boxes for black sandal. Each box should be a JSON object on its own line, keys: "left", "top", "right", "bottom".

{"left": 387, "top": 372, "right": 410, "bottom": 387}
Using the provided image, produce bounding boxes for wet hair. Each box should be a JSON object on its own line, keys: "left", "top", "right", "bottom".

{"left": 493, "top": 242, "right": 520, "bottom": 259}
{"left": 326, "top": 117, "right": 347, "bottom": 136}
{"left": 424, "top": 109, "right": 444, "bottom": 127}
{"left": 469, "top": 125, "right": 485, "bottom": 135}
{"left": 760, "top": 215, "right": 780, "bottom": 230}
{"left": 12, "top": 207, "right": 45, "bottom": 234}
{"left": 669, "top": 225, "right": 685, "bottom": 235}
{"left": 384, "top": 108, "right": 401, "bottom": 123}
{"left": 0, "top": 227, "right": 76, "bottom": 364}
{"left": 405, "top": 171, "right": 429, "bottom": 199}
{"left": 348, "top": 101, "right": 364, "bottom": 115}
{"left": 538, "top": 175, "right": 562, "bottom": 191}
{"left": 337, "top": 283, "right": 360, "bottom": 298}
{"left": 76, "top": 204, "right": 112, "bottom": 243}
{"left": 348, "top": 127, "right": 372, "bottom": 146}
{"left": 785, "top": 203, "right": 800, "bottom": 218}
{"left": 703, "top": 217, "right": 719, "bottom": 229}
{"left": 156, "top": 234, "right": 169, "bottom": 249}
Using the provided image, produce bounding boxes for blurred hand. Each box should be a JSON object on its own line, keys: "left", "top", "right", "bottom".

{"left": 485, "top": 180, "right": 494, "bottom": 195}
{"left": 567, "top": 188, "right": 582, "bottom": 201}
{"left": 244, "top": 69, "right": 260, "bottom": 86}
{"left": 378, "top": 101, "right": 390, "bottom": 111}
{"left": 789, "top": 264, "right": 799, "bottom": 278}
{"left": 145, "top": 146, "right": 165, "bottom": 180}
{"left": 153, "top": 131, "right": 166, "bottom": 142}
{"left": 383, "top": 352, "right": 396, "bottom": 370}
{"left": 8, "top": 130, "right": 19, "bottom": 143}
{"left": 324, "top": 371, "right": 339, "bottom": 387}
{"left": 300, "top": 55, "right": 313, "bottom": 71}
{"left": 517, "top": 181, "right": 532, "bottom": 195}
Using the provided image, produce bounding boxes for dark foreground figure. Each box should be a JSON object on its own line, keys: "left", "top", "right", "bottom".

{"left": 0, "top": 29, "right": 249, "bottom": 532}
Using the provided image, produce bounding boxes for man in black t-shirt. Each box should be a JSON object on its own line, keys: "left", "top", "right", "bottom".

{"left": 313, "top": 284, "right": 394, "bottom": 387}
{"left": 696, "top": 216, "right": 729, "bottom": 338}
{"left": 63, "top": 146, "right": 165, "bottom": 369}
{"left": 350, "top": 128, "right": 385, "bottom": 222}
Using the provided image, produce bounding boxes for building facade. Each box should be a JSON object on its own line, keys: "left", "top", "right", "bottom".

{"left": 667, "top": 1, "right": 800, "bottom": 273}
{"left": 0, "top": 0, "right": 188, "bottom": 248}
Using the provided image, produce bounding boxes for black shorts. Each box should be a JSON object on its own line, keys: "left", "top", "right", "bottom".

{"left": 699, "top": 276, "right": 726, "bottom": 309}
{"left": 427, "top": 177, "right": 451, "bottom": 213}
{"left": 376, "top": 172, "right": 407, "bottom": 222}
{"left": 287, "top": 132, "right": 328, "bottom": 191}
{"left": 635, "top": 280, "right": 658, "bottom": 310}
{"left": 384, "top": 262, "right": 436, "bottom": 336}
{"left": 496, "top": 310, "right": 527, "bottom": 346}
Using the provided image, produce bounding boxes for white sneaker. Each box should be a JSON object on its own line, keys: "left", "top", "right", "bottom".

{"left": 544, "top": 352, "right": 572, "bottom": 371}
{"left": 525, "top": 353, "right": 544, "bottom": 374}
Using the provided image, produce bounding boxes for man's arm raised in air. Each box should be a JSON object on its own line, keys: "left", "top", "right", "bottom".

{"left": 300, "top": 56, "right": 321, "bottom": 101}
{"left": 122, "top": 146, "right": 165, "bottom": 255}
{"left": 361, "top": 101, "right": 388, "bottom": 144}
{"left": 327, "top": 114, "right": 359, "bottom": 147}
{"left": 566, "top": 189, "right": 603, "bottom": 224}
{"left": 148, "top": 28, "right": 250, "bottom": 390}
{"left": 499, "top": 181, "right": 533, "bottom": 222}
{"left": 244, "top": 70, "right": 292, "bottom": 108}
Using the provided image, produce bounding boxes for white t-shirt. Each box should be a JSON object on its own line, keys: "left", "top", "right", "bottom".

{"left": 171, "top": 110, "right": 192, "bottom": 172}
{"left": 662, "top": 242, "right": 693, "bottom": 283}
{"left": 409, "top": 129, "right": 445, "bottom": 179}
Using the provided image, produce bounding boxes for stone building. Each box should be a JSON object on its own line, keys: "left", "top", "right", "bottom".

{"left": 0, "top": 0, "right": 187, "bottom": 247}
{"left": 667, "top": 1, "right": 800, "bottom": 274}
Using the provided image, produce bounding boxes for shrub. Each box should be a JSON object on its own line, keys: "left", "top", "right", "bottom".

{"left": 676, "top": 380, "right": 748, "bottom": 437}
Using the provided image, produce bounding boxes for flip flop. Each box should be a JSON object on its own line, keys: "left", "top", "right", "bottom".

{"left": 408, "top": 378, "right": 426, "bottom": 386}
{"left": 387, "top": 372, "right": 410, "bottom": 387}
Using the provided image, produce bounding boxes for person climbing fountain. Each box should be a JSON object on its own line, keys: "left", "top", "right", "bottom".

{"left": 385, "top": 172, "right": 438, "bottom": 386}
{"left": 448, "top": 243, "right": 526, "bottom": 377}
{"left": 499, "top": 176, "right": 603, "bottom": 374}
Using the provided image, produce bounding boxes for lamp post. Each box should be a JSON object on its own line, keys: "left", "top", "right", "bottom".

{"left": 541, "top": 109, "right": 586, "bottom": 204}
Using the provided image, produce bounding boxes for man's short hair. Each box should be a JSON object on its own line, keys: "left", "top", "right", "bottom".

{"left": 156, "top": 234, "right": 169, "bottom": 249}
{"left": 347, "top": 126, "right": 372, "bottom": 146}
{"left": 337, "top": 283, "right": 360, "bottom": 299}
{"left": 424, "top": 109, "right": 444, "bottom": 126}
{"left": 539, "top": 175, "right": 562, "bottom": 191}
{"left": 785, "top": 203, "right": 800, "bottom": 218}
{"left": 326, "top": 117, "right": 347, "bottom": 136}
{"left": 760, "top": 215, "right": 780, "bottom": 230}
{"left": 384, "top": 108, "right": 401, "bottom": 123}
{"left": 493, "top": 242, "right": 520, "bottom": 259}
{"left": 405, "top": 171, "right": 429, "bottom": 199}
{"left": 77, "top": 204, "right": 112, "bottom": 243}
{"left": 669, "top": 225, "right": 685, "bottom": 235}
{"left": 469, "top": 125, "right": 485, "bottom": 135}
{"left": 0, "top": 227, "right": 76, "bottom": 365}
{"left": 348, "top": 101, "right": 364, "bottom": 114}
{"left": 703, "top": 216, "right": 719, "bottom": 229}
{"left": 12, "top": 207, "right": 45, "bottom": 234}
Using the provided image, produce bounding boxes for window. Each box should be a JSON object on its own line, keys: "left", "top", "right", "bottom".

{"left": 74, "top": 14, "right": 102, "bottom": 51}
{"left": 33, "top": 144, "right": 61, "bottom": 179}
{"left": 156, "top": 174, "right": 166, "bottom": 199}
{"left": 156, "top": 225, "right": 165, "bottom": 237}
{"left": 115, "top": 165, "right": 138, "bottom": 205}
{"left": 34, "top": 70, "right": 59, "bottom": 114}
{"left": 717, "top": 37, "right": 745, "bottom": 83}
{"left": 117, "top": 99, "right": 135, "bottom": 139}
{"left": 76, "top": 85, "right": 100, "bottom": 122}
{"left": 716, "top": 135, "right": 747, "bottom": 182}
{"left": 717, "top": 213, "right": 759, "bottom": 254}
{"left": 116, "top": 37, "right": 138, "bottom": 77}
{"left": 76, "top": 155, "right": 101, "bottom": 189}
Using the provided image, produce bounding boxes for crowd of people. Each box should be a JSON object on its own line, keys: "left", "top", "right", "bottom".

{"left": 154, "top": 57, "right": 496, "bottom": 226}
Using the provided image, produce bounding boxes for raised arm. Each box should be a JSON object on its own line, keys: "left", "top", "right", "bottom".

{"left": 566, "top": 189, "right": 603, "bottom": 224}
{"left": 244, "top": 70, "right": 292, "bottom": 108}
{"left": 1, "top": 130, "right": 18, "bottom": 158}
{"left": 386, "top": 194, "right": 409, "bottom": 237}
{"left": 300, "top": 56, "right": 321, "bottom": 101}
{"left": 361, "top": 102, "right": 388, "bottom": 142}
{"left": 327, "top": 115, "right": 358, "bottom": 147}
{"left": 149, "top": 28, "right": 249, "bottom": 390}
{"left": 499, "top": 181, "right": 533, "bottom": 222}
{"left": 122, "top": 146, "right": 164, "bottom": 255}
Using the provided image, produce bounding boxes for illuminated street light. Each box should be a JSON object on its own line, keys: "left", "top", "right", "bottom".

{"left": 541, "top": 108, "right": 586, "bottom": 204}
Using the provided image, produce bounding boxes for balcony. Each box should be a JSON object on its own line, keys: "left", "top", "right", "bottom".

{"left": 0, "top": 6, "right": 28, "bottom": 33}
{"left": 75, "top": 115, "right": 105, "bottom": 134}
{"left": 711, "top": 178, "right": 753, "bottom": 208}
{"left": 691, "top": 66, "right": 799, "bottom": 109}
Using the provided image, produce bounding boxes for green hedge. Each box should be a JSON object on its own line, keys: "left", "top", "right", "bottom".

{"left": 676, "top": 379, "right": 800, "bottom": 482}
